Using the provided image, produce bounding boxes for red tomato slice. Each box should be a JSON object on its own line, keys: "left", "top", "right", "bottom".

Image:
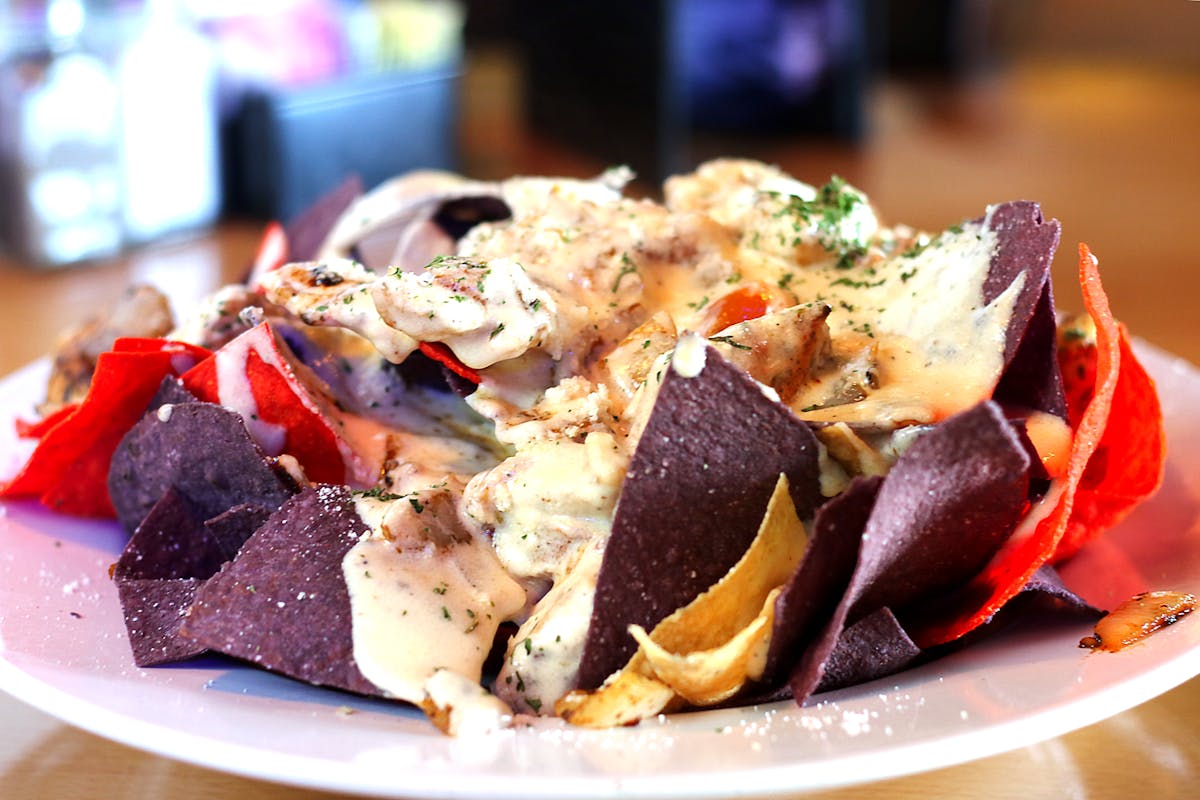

{"left": 704, "top": 284, "right": 772, "bottom": 335}
{"left": 418, "top": 341, "right": 482, "bottom": 384}
{"left": 910, "top": 244, "right": 1164, "bottom": 647}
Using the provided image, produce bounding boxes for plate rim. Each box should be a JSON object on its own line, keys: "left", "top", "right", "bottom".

{"left": 2, "top": 342, "right": 1199, "bottom": 799}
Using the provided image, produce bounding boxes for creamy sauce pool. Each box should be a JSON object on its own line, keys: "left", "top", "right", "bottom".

{"left": 342, "top": 495, "right": 525, "bottom": 707}
{"left": 786, "top": 212, "right": 1019, "bottom": 426}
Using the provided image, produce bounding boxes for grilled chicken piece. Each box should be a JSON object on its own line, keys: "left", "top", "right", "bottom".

{"left": 40, "top": 284, "right": 173, "bottom": 415}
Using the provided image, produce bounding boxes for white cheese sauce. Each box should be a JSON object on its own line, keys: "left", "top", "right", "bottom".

{"left": 787, "top": 213, "right": 1020, "bottom": 426}
{"left": 212, "top": 332, "right": 288, "bottom": 455}
{"left": 343, "top": 494, "right": 526, "bottom": 706}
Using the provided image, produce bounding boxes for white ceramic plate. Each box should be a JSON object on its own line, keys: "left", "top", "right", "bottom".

{"left": 2, "top": 345, "right": 1199, "bottom": 799}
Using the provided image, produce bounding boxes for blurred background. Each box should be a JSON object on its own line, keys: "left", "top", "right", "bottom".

{"left": 1, "top": 0, "right": 1198, "bottom": 372}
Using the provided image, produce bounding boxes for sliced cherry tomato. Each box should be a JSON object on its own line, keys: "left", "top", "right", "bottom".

{"left": 704, "top": 284, "right": 772, "bottom": 335}
{"left": 418, "top": 341, "right": 482, "bottom": 384}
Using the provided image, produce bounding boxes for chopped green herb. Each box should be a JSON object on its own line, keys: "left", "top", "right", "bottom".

{"left": 831, "top": 276, "right": 886, "bottom": 289}
{"left": 355, "top": 487, "right": 404, "bottom": 501}
{"left": 612, "top": 253, "right": 639, "bottom": 292}
{"left": 708, "top": 335, "right": 752, "bottom": 351}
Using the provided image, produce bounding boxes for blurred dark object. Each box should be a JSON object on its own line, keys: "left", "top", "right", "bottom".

{"left": 519, "top": 0, "right": 869, "bottom": 183}
{"left": 209, "top": 1, "right": 464, "bottom": 220}
{"left": 225, "top": 67, "right": 459, "bottom": 221}
{"left": 881, "top": 0, "right": 999, "bottom": 77}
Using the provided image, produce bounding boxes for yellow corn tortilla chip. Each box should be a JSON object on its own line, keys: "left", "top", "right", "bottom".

{"left": 629, "top": 587, "right": 781, "bottom": 706}
{"left": 557, "top": 475, "right": 806, "bottom": 727}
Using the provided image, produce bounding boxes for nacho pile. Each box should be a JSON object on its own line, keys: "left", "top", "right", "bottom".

{"left": 2, "top": 160, "right": 1164, "bottom": 734}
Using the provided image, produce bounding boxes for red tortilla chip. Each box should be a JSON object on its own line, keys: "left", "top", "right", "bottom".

{"left": 1052, "top": 275, "right": 1165, "bottom": 561}
{"left": 1, "top": 340, "right": 209, "bottom": 517}
{"left": 182, "top": 322, "right": 369, "bottom": 485}
{"left": 14, "top": 404, "right": 77, "bottom": 439}
{"left": 910, "top": 244, "right": 1163, "bottom": 646}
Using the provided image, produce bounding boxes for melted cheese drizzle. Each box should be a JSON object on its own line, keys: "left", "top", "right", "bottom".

{"left": 343, "top": 497, "right": 525, "bottom": 706}
{"left": 213, "top": 337, "right": 288, "bottom": 454}
{"left": 788, "top": 212, "right": 1020, "bottom": 425}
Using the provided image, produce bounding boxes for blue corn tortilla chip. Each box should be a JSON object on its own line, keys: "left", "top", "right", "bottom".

{"left": 969, "top": 564, "right": 1102, "bottom": 634}
{"left": 114, "top": 488, "right": 222, "bottom": 581}
{"left": 113, "top": 491, "right": 274, "bottom": 667}
{"left": 286, "top": 175, "right": 364, "bottom": 263}
{"left": 784, "top": 401, "right": 1030, "bottom": 704}
{"left": 984, "top": 201, "right": 1066, "bottom": 418}
{"left": 147, "top": 375, "right": 197, "bottom": 412}
{"left": 576, "top": 345, "right": 823, "bottom": 690}
{"left": 982, "top": 201, "right": 1061, "bottom": 369}
{"left": 993, "top": 281, "right": 1067, "bottom": 419}
{"left": 204, "top": 503, "right": 274, "bottom": 563}
{"left": 113, "top": 488, "right": 215, "bottom": 667}
{"left": 815, "top": 607, "right": 921, "bottom": 693}
{"left": 116, "top": 578, "right": 206, "bottom": 667}
{"left": 108, "top": 401, "right": 298, "bottom": 533}
{"left": 182, "top": 485, "right": 381, "bottom": 696}
{"left": 761, "top": 476, "right": 882, "bottom": 684}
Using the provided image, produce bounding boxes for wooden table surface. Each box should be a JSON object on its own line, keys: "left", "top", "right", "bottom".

{"left": 1, "top": 54, "right": 1199, "bottom": 798}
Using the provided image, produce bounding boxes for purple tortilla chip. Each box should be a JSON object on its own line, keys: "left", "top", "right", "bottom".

{"left": 285, "top": 175, "right": 364, "bottom": 263}
{"left": 761, "top": 476, "right": 881, "bottom": 684}
{"left": 353, "top": 193, "right": 511, "bottom": 272}
{"left": 993, "top": 281, "right": 1067, "bottom": 419}
{"left": 112, "top": 491, "right": 271, "bottom": 666}
{"left": 116, "top": 578, "right": 206, "bottom": 666}
{"left": 147, "top": 375, "right": 197, "bottom": 412}
{"left": 1005, "top": 564, "right": 1103, "bottom": 621}
{"left": 182, "top": 485, "right": 380, "bottom": 696}
{"left": 114, "top": 488, "right": 222, "bottom": 580}
{"left": 108, "top": 402, "right": 297, "bottom": 533}
{"left": 980, "top": 201, "right": 1061, "bottom": 368}
{"left": 577, "top": 346, "right": 823, "bottom": 689}
{"left": 204, "top": 503, "right": 273, "bottom": 563}
{"left": 788, "top": 401, "right": 1030, "bottom": 704}
{"left": 815, "top": 607, "right": 921, "bottom": 693}
{"left": 979, "top": 201, "right": 1066, "bottom": 418}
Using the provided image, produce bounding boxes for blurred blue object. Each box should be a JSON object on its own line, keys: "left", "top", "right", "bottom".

{"left": 521, "top": 0, "right": 869, "bottom": 183}
{"left": 677, "top": 0, "right": 867, "bottom": 133}
{"left": 228, "top": 65, "right": 459, "bottom": 222}
{"left": 206, "top": 0, "right": 464, "bottom": 220}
